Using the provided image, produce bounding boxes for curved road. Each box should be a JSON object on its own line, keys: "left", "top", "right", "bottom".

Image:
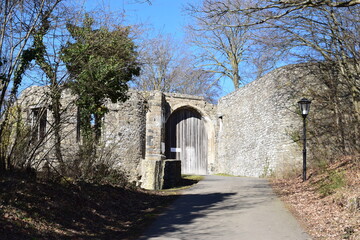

{"left": 139, "top": 175, "right": 311, "bottom": 240}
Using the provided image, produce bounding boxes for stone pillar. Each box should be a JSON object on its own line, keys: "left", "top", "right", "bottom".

{"left": 141, "top": 91, "right": 166, "bottom": 190}
{"left": 145, "top": 91, "right": 165, "bottom": 161}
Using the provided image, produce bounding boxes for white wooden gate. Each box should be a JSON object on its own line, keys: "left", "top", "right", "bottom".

{"left": 165, "top": 108, "right": 208, "bottom": 175}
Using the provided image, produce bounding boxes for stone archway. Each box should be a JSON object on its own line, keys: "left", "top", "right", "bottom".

{"left": 165, "top": 107, "right": 208, "bottom": 175}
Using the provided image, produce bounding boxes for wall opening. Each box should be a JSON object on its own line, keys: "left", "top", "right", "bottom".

{"left": 31, "top": 107, "right": 47, "bottom": 143}
{"left": 165, "top": 107, "right": 208, "bottom": 175}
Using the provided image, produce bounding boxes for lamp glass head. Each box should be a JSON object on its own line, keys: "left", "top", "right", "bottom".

{"left": 298, "top": 98, "right": 311, "bottom": 116}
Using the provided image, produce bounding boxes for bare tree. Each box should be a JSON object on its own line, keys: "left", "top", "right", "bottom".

{"left": 0, "top": 0, "right": 63, "bottom": 171}
{"left": 204, "top": 0, "right": 360, "bottom": 26}
{"left": 134, "top": 34, "right": 176, "bottom": 91}
{"left": 132, "top": 0, "right": 152, "bottom": 4}
{"left": 227, "top": 1, "right": 360, "bottom": 154}
{"left": 189, "top": 0, "right": 359, "bottom": 156}
{"left": 133, "top": 32, "right": 220, "bottom": 102}
{"left": 186, "top": 0, "right": 280, "bottom": 89}
{"left": 256, "top": 5, "right": 360, "bottom": 153}
{"left": 187, "top": 0, "right": 255, "bottom": 89}
{"left": 31, "top": 2, "right": 82, "bottom": 173}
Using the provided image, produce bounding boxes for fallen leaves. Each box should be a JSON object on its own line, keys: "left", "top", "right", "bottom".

{"left": 0, "top": 174, "right": 178, "bottom": 239}
{"left": 271, "top": 156, "right": 360, "bottom": 240}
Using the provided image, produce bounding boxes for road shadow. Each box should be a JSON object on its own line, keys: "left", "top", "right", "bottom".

{"left": 0, "top": 173, "right": 177, "bottom": 240}
{"left": 139, "top": 177, "right": 275, "bottom": 239}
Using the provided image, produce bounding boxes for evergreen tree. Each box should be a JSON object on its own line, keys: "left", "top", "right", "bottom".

{"left": 62, "top": 15, "right": 140, "bottom": 140}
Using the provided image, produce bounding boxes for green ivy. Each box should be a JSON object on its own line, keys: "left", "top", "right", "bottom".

{"left": 317, "top": 170, "right": 346, "bottom": 197}
{"left": 61, "top": 14, "right": 140, "bottom": 140}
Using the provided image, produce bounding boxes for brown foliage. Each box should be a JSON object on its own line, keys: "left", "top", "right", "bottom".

{"left": 0, "top": 173, "right": 178, "bottom": 239}
{"left": 271, "top": 156, "right": 360, "bottom": 240}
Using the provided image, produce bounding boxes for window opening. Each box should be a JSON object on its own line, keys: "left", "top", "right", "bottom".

{"left": 31, "top": 108, "right": 47, "bottom": 143}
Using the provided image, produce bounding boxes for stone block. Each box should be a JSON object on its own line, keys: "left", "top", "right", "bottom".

{"left": 140, "top": 159, "right": 182, "bottom": 190}
{"left": 140, "top": 159, "right": 163, "bottom": 190}
{"left": 162, "top": 160, "right": 181, "bottom": 189}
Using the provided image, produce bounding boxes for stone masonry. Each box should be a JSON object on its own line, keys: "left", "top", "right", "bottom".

{"left": 18, "top": 63, "right": 330, "bottom": 189}
{"left": 216, "top": 67, "right": 302, "bottom": 177}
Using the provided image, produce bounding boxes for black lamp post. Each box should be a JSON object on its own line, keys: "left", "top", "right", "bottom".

{"left": 298, "top": 98, "right": 311, "bottom": 182}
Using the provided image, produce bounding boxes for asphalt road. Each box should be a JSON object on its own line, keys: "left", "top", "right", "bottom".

{"left": 139, "top": 175, "right": 311, "bottom": 240}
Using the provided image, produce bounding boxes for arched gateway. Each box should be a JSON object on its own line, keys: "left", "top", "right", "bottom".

{"left": 165, "top": 107, "right": 208, "bottom": 175}
{"left": 19, "top": 64, "right": 326, "bottom": 191}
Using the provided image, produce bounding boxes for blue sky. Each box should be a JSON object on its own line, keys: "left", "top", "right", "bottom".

{"left": 85, "top": 0, "right": 197, "bottom": 40}
{"left": 85, "top": 0, "right": 235, "bottom": 97}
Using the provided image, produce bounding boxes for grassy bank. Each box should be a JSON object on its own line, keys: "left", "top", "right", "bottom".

{"left": 0, "top": 174, "right": 201, "bottom": 239}
{"left": 271, "top": 156, "right": 360, "bottom": 240}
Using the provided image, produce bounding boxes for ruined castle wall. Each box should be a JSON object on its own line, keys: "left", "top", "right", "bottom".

{"left": 58, "top": 89, "right": 81, "bottom": 162}
{"left": 18, "top": 62, "right": 349, "bottom": 186}
{"left": 102, "top": 90, "right": 147, "bottom": 181}
{"left": 18, "top": 86, "right": 80, "bottom": 169}
{"left": 18, "top": 87, "right": 147, "bottom": 182}
{"left": 163, "top": 93, "right": 217, "bottom": 173}
{"left": 215, "top": 62, "right": 343, "bottom": 177}
{"left": 163, "top": 93, "right": 216, "bottom": 119}
{"left": 216, "top": 66, "right": 306, "bottom": 177}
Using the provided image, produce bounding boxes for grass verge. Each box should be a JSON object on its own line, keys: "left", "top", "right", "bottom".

{"left": 271, "top": 155, "right": 360, "bottom": 240}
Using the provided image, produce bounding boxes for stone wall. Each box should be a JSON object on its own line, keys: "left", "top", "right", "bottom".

{"left": 18, "top": 86, "right": 79, "bottom": 169}
{"left": 215, "top": 63, "right": 342, "bottom": 177}
{"left": 18, "top": 87, "right": 147, "bottom": 183}
{"left": 18, "top": 88, "right": 212, "bottom": 188}
{"left": 164, "top": 92, "right": 217, "bottom": 173}
{"left": 101, "top": 90, "right": 147, "bottom": 182}
{"left": 216, "top": 66, "right": 310, "bottom": 177}
{"left": 18, "top": 62, "right": 343, "bottom": 188}
{"left": 140, "top": 91, "right": 216, "bottom": 189}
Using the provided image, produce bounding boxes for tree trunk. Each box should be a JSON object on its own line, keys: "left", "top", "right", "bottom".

{"left": 94, "top": 113, "right": 102, "bottom": 143}
{"left": 0, "top": 110, "right": 10, "bottom": 172}
{"left": 351, "top": 86, "right": 360, "bottom": 151}
{"left": 0, "top": 156, "right": 5, "bottom": 172}
{"left": 51, "top": 87, "right": 65, "bottom": 174}
{"left": 231, "top": 56, "right": 240, "bottom": 89}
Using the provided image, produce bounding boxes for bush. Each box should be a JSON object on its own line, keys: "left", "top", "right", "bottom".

{"left": 318, "top": 170, "right": 346, "bottom": 197}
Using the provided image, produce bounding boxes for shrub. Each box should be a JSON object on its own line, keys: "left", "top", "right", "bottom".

{"left": 317, "top": 170, "right": 346, "bottom": 197}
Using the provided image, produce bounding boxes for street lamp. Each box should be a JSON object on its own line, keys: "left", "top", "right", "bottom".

{"left": 298, "top": 98, "right": 311, "bottom": 182}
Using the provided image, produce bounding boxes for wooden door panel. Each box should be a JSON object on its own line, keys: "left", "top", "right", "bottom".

{"left": 165, "top": 108, "right": 207, "bottom": 175}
